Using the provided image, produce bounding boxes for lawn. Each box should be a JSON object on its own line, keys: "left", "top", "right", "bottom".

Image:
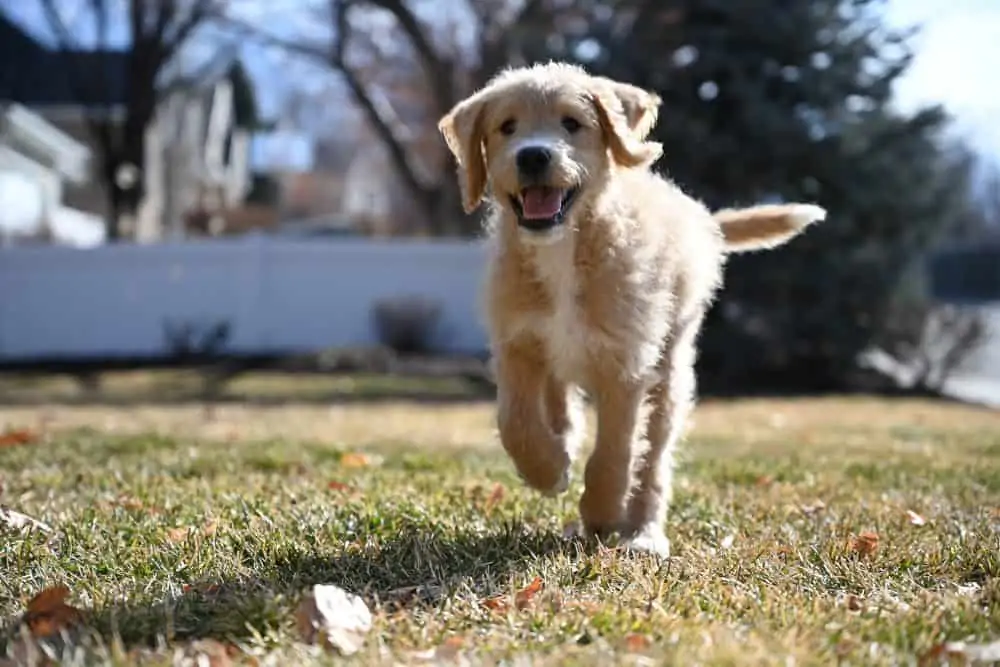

{"left": 1, "top": 372, "right": 999, "bottom": 665}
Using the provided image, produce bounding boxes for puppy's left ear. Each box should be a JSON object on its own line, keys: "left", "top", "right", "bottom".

{"left": 591, "top": 80, "right": 663, "bottom": 167}
{"left": 595, "top": 78, "right": 661, "bottom": 140}
{"left": 438, "top": 90, "right": 491, "bottom": 214}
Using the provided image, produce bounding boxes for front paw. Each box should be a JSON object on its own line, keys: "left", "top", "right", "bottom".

{"left": 511, "top": 455, "right": 571, "bottom": 497}
{"left": 621, "top": 525, "right": 671, "bottom": 559}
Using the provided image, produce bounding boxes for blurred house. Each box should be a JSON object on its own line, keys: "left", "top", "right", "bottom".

{"left": 0, "top": 13, "right": 269, "bottom": 243}
{"left": 0, "top": 103, "right": 104, "bottom": 247}
{"left": 0, "top": 12, "right": 126, "bottom": 229}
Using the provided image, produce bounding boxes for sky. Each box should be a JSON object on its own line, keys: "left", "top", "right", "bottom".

{"left": 3, "top": 0, "right": 1000, "bottom": 160}
{"left": 884, "top": 0, "right": 1000, "bottom": 158}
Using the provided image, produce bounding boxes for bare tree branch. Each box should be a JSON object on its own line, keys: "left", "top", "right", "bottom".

{"left": 218, "top": 4, "right": 436, "bottom": 199}
{"left": 39, "top": 0, "right": 80, "bottom": 49}
{"left": 365, "top": 0, "right": 453, "bottom": 113}
{"left": 330, "top": 0, "right": 435, "bottom": 200}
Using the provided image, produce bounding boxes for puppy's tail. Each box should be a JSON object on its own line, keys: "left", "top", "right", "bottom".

{"left": 713, "top": 203, "right": 826, "bottom": 253}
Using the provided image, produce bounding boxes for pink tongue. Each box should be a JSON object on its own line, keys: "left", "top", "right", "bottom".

{"left": 521, "top": 188, "right": 563, "bottom": 219}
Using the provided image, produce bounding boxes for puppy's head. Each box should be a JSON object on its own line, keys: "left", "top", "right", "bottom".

{"left": 438, "top": 62, "right": 662, "bottom": 243}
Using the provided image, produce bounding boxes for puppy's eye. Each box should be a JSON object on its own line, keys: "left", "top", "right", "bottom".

{"left": 499, "top": 119, "right": 517, "bottom": 136}
{"left": 561, "top": 116, "right": 582, "bottom": 134}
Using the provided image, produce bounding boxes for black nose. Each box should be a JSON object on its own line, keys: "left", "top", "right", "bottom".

{"left": 516, "top": 146, "right": 552, "bottom": 178}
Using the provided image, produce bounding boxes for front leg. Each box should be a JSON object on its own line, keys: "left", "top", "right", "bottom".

{"left": 495, "top": 338, "right": 573, "bottom": 496}
{"left": 579, "top": 378, "right": 645, "bottom": 539}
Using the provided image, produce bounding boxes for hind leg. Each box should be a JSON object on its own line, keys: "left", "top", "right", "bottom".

{"left": 623, "top": 315, "right": 702, "bottom": 558}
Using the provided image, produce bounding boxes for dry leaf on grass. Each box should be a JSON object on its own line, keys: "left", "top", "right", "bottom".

{"left": 382, "top": 584, "right": 443, "bottom": 609}
{"left": 172, "top": 638, "right": 239, "bottom": 667}
{"left": 483, "top": 576, "right": 544, "bottom": 613}
{"left": 484, "top": 483, "right": 505, "bottom": 512}
{"left": 800, "top": 500, "right": 826, "bottom": 515}
{"left": 906, "top": 510, "right": 927, "bottom": 526}
{"left": 167, "top": 519, "right": 219, "bottom": 544}
{"left": 296, "top": 584, "right": 372, "bottom": 655}
{"left": 849, "top": 531, "right": 880, "bottom": 558}
{"left": 0, "top": 428, "right": 40, "bottom": 447}
{"left": 754, "top": 475, "right": 775, "bottom": 488}
{"left": 922, "top": 640, "right": 1000, "bottom": 664}
{"left": 21, "top": 586, "right": 84, "bottom": 638}
{"left": 0, "top": 505, "right": 51, "bottom": 534}
{"left": 181, "top": 583, "right": 221, "bottom": 596}
{"left": 327, "top": 480, "right": 353, "bottom": 492}
{"left": 844, "top": 594, "right": 864, "bottom": 612}
{"left": 409, "top": 636, "right": 465, "bottom": 663}
{"left": 101, "top": 494, "right": 163, "bottom": 515}
{"left": 624, "top": 634, "right": 652, "bottom": 652}
{"left": 339, "top": 452, "right": 378, "bottom": 468}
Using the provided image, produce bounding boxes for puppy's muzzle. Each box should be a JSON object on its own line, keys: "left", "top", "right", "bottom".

{"left": 511, "top": 146, "right": 578, "bottom": 234}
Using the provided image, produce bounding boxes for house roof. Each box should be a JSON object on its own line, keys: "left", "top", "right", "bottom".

{"left": 0, "top": 12, "right": 128, "bottom": 107}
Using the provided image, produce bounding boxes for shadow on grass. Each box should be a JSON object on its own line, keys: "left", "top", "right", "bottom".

{"left": 91, "top": 521, "right": 571, "bottom": 647}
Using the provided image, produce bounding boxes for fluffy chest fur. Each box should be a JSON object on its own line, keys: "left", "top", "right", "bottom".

{"left": 495, "top": 231, "right": 675, "bottom": 389}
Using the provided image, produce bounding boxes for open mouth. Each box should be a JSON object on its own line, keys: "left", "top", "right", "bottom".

{"left": 509, "top": 186, "right": 579, "bottom": 232}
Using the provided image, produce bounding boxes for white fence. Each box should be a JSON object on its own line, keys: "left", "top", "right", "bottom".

{"left": 0, "top": 237, "right": 491, "bottom": 361}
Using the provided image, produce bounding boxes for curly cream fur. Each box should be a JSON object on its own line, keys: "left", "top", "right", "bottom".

{"left": 439, "top": 62, "right": 826, "bottom": 557}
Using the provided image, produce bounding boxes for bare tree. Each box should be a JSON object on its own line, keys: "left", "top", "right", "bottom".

{"left": 220, "top": 0, "right": 556, "bottom": 236}
{"left": 39, "top": 0, "right": 230, "bottom": 241}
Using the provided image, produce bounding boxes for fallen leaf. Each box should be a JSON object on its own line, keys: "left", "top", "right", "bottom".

{"left": 167, "top": 519, "right": 217, "bottom": 544}
{"left": 515, "top": 576, "right": 544, "bottom": 610}
{"left": 801, "top": 500, "right": 826, "bottom": 515}
{"left": 409, "top": 637, "right": 465, "bottom": 663}
{"left": 339, "top": 452, "right": 372, "bottom": 468}
{"left": 624, "top": 634, "right": 651, "bottom": 652}
{"left": 383, "top": 584, "right": 442, "bottom": 609}
{"left": 22, "top": 586, "right": 84, "bottom": 638}
{"left": 173, "top": 638, "right": 233, "bottom": 667}
{"left": 484, "top": 483, "right": 505, "bottom": 512}
{"left": 481, "top": 595, "right": 508, "bottom": 612}
{"left": 482, "top": 577, "right": 545, "bottom": 613}
{"left": 922, "top": 640, "right": 1000, "bottom": 665}
{"left": 296, "top": 584, "right": 372, "bottom": 655}
{"left": 327, "top": 480, "right": 353, "bottom": 492}
{"left": 0, "top": 428, "right": 40, "bottom": 447}
{"left": 182, "top": 583, "right": 221, "bottom": 596}
{"left": 0, "top": 505, "right": 51, "bottom": 533}
{"left": 440, "top": 636, "right": 465, "bottom": 651}
{"left": 845, "top": 594, "right": 864, "bottom": 611}
{"left": 115, "top": 495, "right": 146, "bottom": 511}
{"left": 167, "top": 527, "right": 191, "bottom": 543}
{"left": 906, "top": 510, "right": 927, "bottom": 527}
{"left": 103, "top": 494, "right": 162, "bottom": 515}
{"left": 849, "top": 531, "right": 879, "bottom": 558}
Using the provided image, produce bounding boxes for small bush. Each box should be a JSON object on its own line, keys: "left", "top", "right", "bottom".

{"left": 371, "top": 296, "right": 443, "bottom": 355}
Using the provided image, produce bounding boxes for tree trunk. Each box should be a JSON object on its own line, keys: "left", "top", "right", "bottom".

{"left": 104, "top": 162, "right": 124, "bottom": 242}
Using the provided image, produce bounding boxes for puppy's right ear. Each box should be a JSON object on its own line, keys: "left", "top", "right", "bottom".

{"left": 591, "top": 82, "right": 663, "bottom": 168}
{"left": 438, "top": 90, "right": 491, "bottom": 214}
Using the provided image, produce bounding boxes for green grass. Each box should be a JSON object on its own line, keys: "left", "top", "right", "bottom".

{"left": 1, "top": 390, "right": 999, "bottom": 665}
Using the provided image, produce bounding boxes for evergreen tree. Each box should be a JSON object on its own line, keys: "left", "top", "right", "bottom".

{"left": 544, "top": 0, "right": 971, "bottom": 391}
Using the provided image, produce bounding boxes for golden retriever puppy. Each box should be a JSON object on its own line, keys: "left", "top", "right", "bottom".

{"left": 438, "top": 62, "right": 825, "bottom": 557}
